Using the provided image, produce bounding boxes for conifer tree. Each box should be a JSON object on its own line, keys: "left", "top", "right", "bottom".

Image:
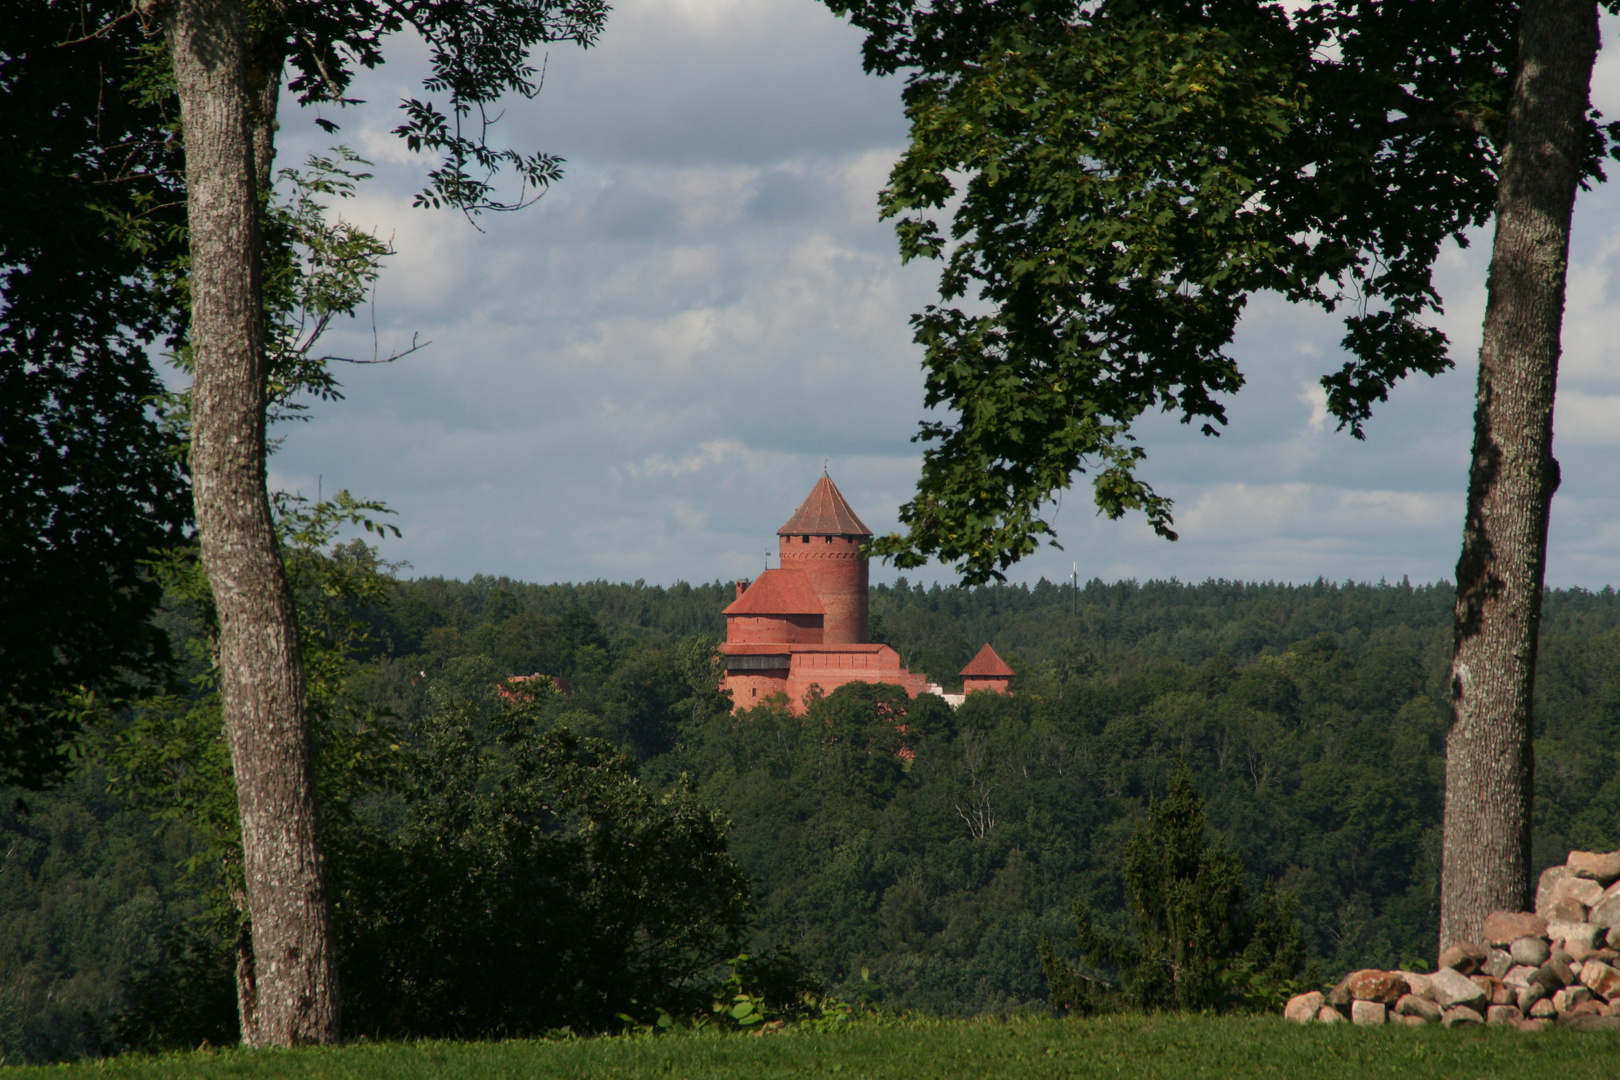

{"left": 1041, "top": 767, "right": 1305, "bottom": 1012}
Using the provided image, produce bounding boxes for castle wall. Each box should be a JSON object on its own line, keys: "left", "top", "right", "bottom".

{"left": 725, "top": 613, "right": 824, "bottom": 645}
{"left": 724, "top": 669, "right": 790, "bottom": 705}
{"left": 784, "top": 644, "right": 929, "bottom": 705}
{"left": 778, "top": 534, "right": 868, "bottom": 645}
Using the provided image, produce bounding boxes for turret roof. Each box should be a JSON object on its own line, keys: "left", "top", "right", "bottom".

{"left": 778, "top": 475, "right": 871, "bottom": 536}
{"left": 723, "top": 569, "right": 826, "bottom": 616}
{"left": 960, "top": 643, "right": 1016, "bottom": 678}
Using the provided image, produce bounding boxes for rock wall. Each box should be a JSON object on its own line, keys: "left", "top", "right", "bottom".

{"left": 1285, "top": 848, "right": 1620, "bottom": 1032}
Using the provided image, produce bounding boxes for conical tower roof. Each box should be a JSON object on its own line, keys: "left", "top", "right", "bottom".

{"left": 778, "top": 475, "right": 871, "bottom": 536}
{"left": 960, "top": 643, "right": 1016, "bottom": 678}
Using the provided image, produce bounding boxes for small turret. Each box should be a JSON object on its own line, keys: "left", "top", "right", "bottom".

{"left": 961, "top": 644, "right": 1016, "bottom": 695}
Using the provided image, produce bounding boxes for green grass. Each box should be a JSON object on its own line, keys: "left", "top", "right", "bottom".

{"left": 7, "top": 1015, "right": 1617, "bottom": 1080}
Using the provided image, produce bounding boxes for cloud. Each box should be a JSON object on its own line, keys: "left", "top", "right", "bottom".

{"left": 1179, "top": 483, "right": 1453, "bottom": 541}
{"left": 1555, "top": 393, "right": 1620, "bottom": 447}
{"left": 1299, "top": 383, "right": 1330, "bottom": 433}
{"left": 263, "top": 1, "right": 1620, "bottom": 591}
{"left": 514, "top": 0, "right": 905, "bottom": 166}
{"left": 626, "top": 438, "right": 755, "bottom": 478}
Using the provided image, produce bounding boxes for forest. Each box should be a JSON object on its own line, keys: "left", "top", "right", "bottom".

{"left": 7, "top": 0, "right": 1618, "bottom": 1066}
{"left": 4, "top": 554, "right": 1618, "bottom": 1062}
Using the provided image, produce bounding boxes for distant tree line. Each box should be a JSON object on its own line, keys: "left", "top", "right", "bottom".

{"left": 5, "top": 570, "right": 1617, "bottom": 1059}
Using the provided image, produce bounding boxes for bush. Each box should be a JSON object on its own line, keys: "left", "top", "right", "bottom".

{"left": 118, "top": 692, "right": 752, "bottom": 1046}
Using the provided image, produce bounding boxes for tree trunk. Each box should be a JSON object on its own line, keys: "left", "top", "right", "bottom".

{"left": 246, "top": 26, "right": 284, "bottom": 197}
{"left": 166, "top": 0, "right": 340, "bottom": 1044}
{"left": 1440, "top": 0, "right": 1597, "bottom": 952}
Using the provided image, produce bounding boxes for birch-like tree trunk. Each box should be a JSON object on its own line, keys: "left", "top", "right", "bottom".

{"left": 1440, "top": 0, "right": 1599, "bottom": 951}
{"left": 166, "top": 0, "right": 340, "bottom": 1044}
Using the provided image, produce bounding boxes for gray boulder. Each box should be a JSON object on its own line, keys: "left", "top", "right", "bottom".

{"left": 1537, "top": 865, "right": 1571, "bottom": 918}
{"left": 1395, "top": 994, "right": 1441, "bottom": 1022}
{"left": 1510, "top": 937, "right": 1550, "bottom": 967}
{"left": 1284, "top": 991, "right": 1323, "bottom": 1024}
{"left": 1442, "top": 1006, "right": 1484, "bottom": 1028}
{"left": 1429, "top": 966, "right": 1488, "bottom": 1010}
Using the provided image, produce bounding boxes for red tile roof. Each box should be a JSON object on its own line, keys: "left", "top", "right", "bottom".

{"left": 723, "top": 569, "right": 826, "bottom": 616}
{"left": 777, "top": 475, "right": 871, "bottom": 537}
{"left": 719, "top": 642, "right": 890, "bottom": 654}
{"left": 960, "top": 643, "right": 1016, "bottom": 677}
{"left": 720, "top": 642, "right": 799, "bottom": 655}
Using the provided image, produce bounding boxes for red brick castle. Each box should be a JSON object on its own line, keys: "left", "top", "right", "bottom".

{"left": 719, "top": 474, "right": 1015, "bottom": 711}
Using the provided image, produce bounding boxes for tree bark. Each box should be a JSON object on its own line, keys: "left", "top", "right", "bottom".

{"left": 166, "top": 0, "right": 340, "bottom": 1044}
{"left": 1440, "top": 0, "right": 1597, "bottom": 952}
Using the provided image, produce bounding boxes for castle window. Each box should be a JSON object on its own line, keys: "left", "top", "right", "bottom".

{"left": 824, "top": 536, "right": 832, "bottom": 544}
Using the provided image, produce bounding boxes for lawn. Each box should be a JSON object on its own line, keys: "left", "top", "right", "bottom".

{"left": 8, "top": 1015, "right": 1617, "bottom": 1080}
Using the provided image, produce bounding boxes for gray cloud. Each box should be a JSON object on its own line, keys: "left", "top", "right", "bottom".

{"left": 265, "top": 1, "right": 1620, "bottom": 590}
{"left": 512, "top": 0, "right": 906, "bottom": 165}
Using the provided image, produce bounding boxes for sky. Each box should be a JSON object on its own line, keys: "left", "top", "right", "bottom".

{"left": 268, "top": 0, "right": 1620, "bottom": 591}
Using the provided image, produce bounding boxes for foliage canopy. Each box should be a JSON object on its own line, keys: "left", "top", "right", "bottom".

{"left": 256, "top": 0, "right": 611, "bottom": 213}
{"left": 0, "top": 4, "right": 191, "bottom": 787}
{"left": 100, "top": 503, "right": 750, "bottom": 1049}
{"left": 0, "top": 0, "right": 611, "bottom": 789}
{"left": 823, "top": 0, "right": 1616, "bottom": 582}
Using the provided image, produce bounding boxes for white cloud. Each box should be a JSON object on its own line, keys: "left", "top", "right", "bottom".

{"left": 1298, "top": 382, "right": 1330, "bottom": 433}
{"left": 627, "top": 438, "right": 755, "bottom": 478}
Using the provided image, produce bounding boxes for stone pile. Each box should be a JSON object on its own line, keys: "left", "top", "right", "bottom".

{"left": 1285, "top": 848, "right": 1620, "bottom": 1032}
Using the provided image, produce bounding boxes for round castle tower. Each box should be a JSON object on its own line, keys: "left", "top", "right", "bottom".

{"left": 776, "top": 475, "right": 870, "bottom": 645}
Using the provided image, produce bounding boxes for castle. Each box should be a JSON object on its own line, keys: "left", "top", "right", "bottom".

{"left": 719, "top": 474, "right": 1015, "bottom": 711}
